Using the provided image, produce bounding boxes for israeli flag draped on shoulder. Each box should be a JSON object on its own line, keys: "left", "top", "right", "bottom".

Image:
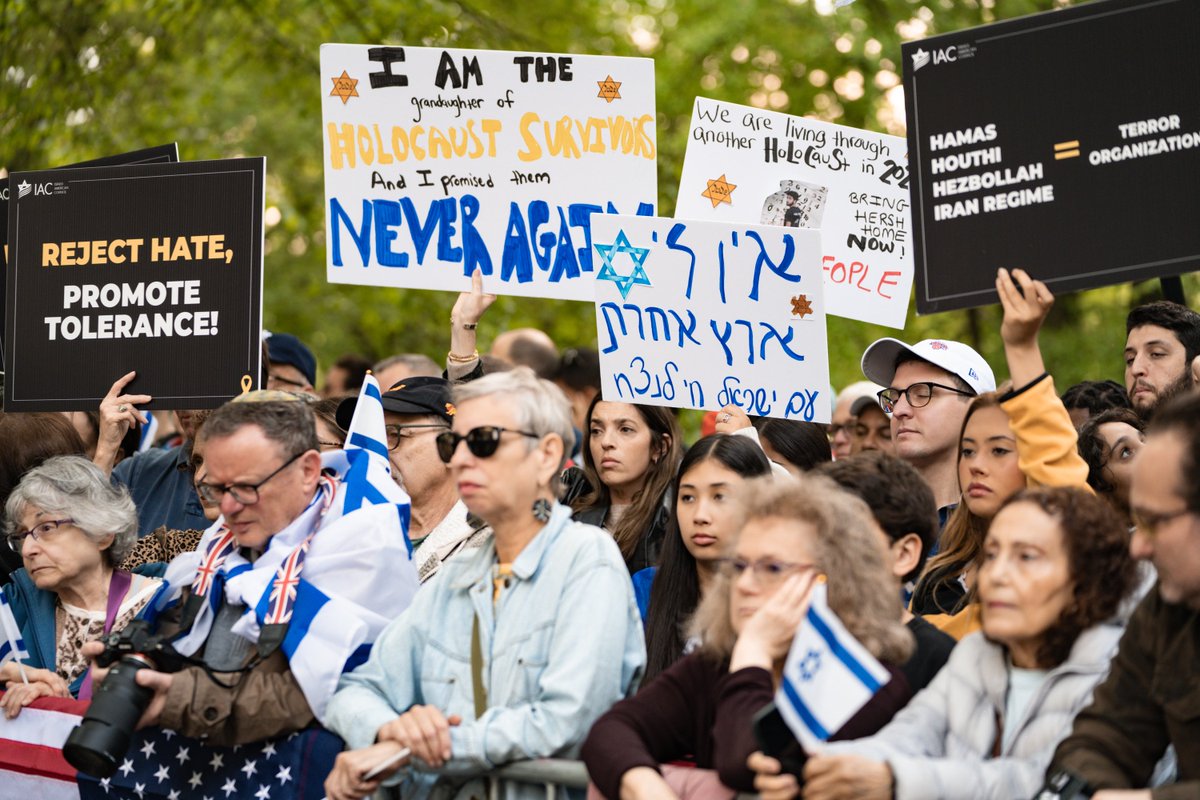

{"left": 774, "top": 582, "right": 892, "bottom": 752}
{"left": 141, "top": 381, "right": 417, "bottom": 721}
{"left": 0, "top": 591, "right": 31, "bottom": 666}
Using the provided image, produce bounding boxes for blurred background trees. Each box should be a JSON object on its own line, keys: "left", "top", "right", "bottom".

{"left": 2, "top": 0, "right": 1195, "bottom": 391}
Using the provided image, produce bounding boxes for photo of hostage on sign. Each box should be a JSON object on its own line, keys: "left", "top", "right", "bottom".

{"left": 4, "top": 158, "right": 264, "bottom": 411}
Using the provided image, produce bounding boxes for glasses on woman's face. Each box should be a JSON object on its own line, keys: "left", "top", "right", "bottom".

{"left": 435, "top": 426, "right": 540, "bottom": 463}
{"left": 718, "top": 557, "right": 814, "bottom": 587}
{"left": 7, "top": 518, "right": 75, "bottom": 553}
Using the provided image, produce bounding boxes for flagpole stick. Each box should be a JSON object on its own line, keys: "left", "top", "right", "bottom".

{"left": 318, "top": 746, "right": 411, "bottom": 800}
{"left": 14, "top": 658, "right": 29, "bottom": 685}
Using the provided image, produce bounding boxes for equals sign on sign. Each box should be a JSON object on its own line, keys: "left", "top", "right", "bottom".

{"left": 1054, "top": 140, "right": 1081, "bottom": 160}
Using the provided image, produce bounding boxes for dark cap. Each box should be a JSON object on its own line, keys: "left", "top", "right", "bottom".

{"left": 336, "top": 375, "right": 455, "bottom": 430}
{"left": 266, "top": 333, "right": 317, "bottom": 387}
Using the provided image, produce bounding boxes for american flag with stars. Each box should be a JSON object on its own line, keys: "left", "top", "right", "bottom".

{"left": 75, "top": 723, "right": 342, "bottom": 800}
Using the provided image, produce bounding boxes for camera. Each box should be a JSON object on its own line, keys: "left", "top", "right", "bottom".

{"left": 62, "top": 619, "right": 188, "bottom": 778}
{"left": 1031, "top": 769, "right": 1094, "bottom": 800}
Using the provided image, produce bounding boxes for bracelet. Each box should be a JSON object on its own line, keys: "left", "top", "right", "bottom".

{"left": 447, "top": 349, "right": 480, "bottom": 364}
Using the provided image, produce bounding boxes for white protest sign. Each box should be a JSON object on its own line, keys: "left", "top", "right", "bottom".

{"left": 321, "top": 44, "right": 657, "bottom": 300}
{"left": 675, "top": 97, "right": 913, "bottom": 329}
{"left": 591, "top": 214, "right": 831, "bottom": 423}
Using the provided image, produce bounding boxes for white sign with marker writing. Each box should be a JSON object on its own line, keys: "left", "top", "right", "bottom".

{"left": 321, "top": 43, "right": 657, "bottom": 300}
{"left": 591, "top": 214, "right": 831, "bottom": 423}
{"left": 676, "top": 97, "right": 913, "bottom": 329}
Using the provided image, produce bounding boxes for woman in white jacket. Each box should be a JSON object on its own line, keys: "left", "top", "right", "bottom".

{"left": 750, "top": 486, "right": 1137, "bottom": 800}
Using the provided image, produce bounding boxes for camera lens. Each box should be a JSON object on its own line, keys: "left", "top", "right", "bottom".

{"left": 62, "top": 656, "right": 155, "bottom": 777}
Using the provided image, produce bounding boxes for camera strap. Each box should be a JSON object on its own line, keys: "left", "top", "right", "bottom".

{"left": 78, "top": 570, "right": 133, "bottom": 701}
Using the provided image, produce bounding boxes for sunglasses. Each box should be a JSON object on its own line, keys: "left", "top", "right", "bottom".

{"left": 435, "top": 426, "right": 540, "bottom": 463}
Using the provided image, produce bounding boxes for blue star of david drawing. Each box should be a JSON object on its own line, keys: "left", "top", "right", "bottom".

{"left": 595, "top": 230, "right": 651, "bottom": 299}
{"left": 798, "top": 649, "right": 822, "bottom": 681}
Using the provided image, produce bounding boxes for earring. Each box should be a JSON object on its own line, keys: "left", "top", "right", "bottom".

{"left": 532, "top": 497, "right": 552, "bottom": 523}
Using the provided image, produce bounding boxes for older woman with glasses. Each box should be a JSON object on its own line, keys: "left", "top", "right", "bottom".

{"left": 323, "top": 367, "right": 645, "bottom": 800}
{"left": 582, "top": 477, "right": 914, "bottom": 799}
{"left": 1, "top": 456, "right": 160, "bottom": 717}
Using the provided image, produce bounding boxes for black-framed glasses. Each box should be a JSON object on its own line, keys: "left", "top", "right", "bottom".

{"left": 435, "top": 426, "right": 540, "bottom": 463}
{"left": 1131, "top": 506, "right": 1193, "bottom": 537}
{"left": 877, "top": 381, "right": 972, "bottom": 414}
{"left": 266, "top": 373, "right": 309, "bottom": 390}
{"left": 196, "top": 450, "right": 305, "bottom": 506}
{"left": 386, "top": 424, "right": 450, "bottom": 452}
{"left": 6, "top": 518, "right": 75, "bottom": 553}
{"left": 717, "top": 557, "right": 814, "bottom": 587}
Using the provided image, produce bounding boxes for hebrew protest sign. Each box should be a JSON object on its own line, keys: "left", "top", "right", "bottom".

{"left": 902, "top": 0, "right": 1200, "bottom": 313}
{"left": 5, "top": 158, "right": 264, "bottom": 410}
{"left": 0, "top": 144, "right": 179, "bottom": 363}
{"left": 676, "top": 97, "right": 912, "bottom": 329}
{"left": 321, "top": 44, "right": 657, "bottom": 300}
{"left": 591, "top": 214, "right": 830, "bottom": 423}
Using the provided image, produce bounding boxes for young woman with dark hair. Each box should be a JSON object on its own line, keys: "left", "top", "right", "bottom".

{"left": 754, "top": 418, "right": 832, "bottom": 476}
{"left": 638, "top": 434, "right": 772, "bottom": 683}
{"left": 1076, "top": 406, "right": 1145, "bottom": 528}
{"left": 563, "top": 396, "right": 682, "bottom": 574}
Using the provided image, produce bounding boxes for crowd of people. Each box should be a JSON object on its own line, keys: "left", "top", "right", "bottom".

{"left": 0, "top": 266, "right": 1196, "bottom": 800}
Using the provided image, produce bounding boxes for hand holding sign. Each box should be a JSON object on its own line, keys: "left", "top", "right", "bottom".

{"left": 94, "top": 371, "right": 151, "bottom": 475}
{"left": 996, "top": 267, "right": 1054, "bottom": 388}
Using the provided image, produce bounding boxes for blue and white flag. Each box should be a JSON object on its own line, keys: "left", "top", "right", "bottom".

{"left": 136, "top": 412, "right": 159, "bottom": 453}
{"left": 775, "top": 582, "right": 892, "bottom": 752}
{"left": 144, "top": 448, "right": 417, "bottom": 721}
{"left": 343, "top": 373, "right": 390, "bottom": 469}
{"left": 0, "top": 592, "right": 30, "bottom": 666}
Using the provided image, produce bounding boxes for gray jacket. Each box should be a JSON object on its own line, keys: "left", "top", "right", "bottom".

{"left": 825, "top": 624, "right": 1123, "bottom": 800}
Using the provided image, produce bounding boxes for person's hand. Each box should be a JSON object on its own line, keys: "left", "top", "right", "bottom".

{"left": 132, "top": 669, "right": 173, "bottom": 729}
{"left": 451, "top": 268, "right": 498, "bottom": 329}
{"left": 748, "top": 752, "right": 800, "bottom": 800}
{"left": 324, "top": 740, "right": 408, "bottom": 800}
{"left": 1, "top": 678, "right": 63, "bottom": 719}
{"left": 94, "top": 371, "right": 152, "bottom": 473}
{"left": 376, "top": 705, "right": 461, "bottom": 769}
{"left": 729, "top": 571, "right": 819, "bottom": 672}
{"left": 1091, "top": 791, "right": 1152, "bottom": 800}
{"left": 81, "top": 641, "right": 112, "bottom": 685}
{"left": 803, "top": 753, "right": 893, "bottom": 800}
{"left": 714, "top": 404, "right": 753, "bottom": 433}
{"left": 4, "top": 665, "right": 70, "bottom": 697}
{"left": 996, "top": 268, "right": 1053, "bottom": 349}
{"left": 618, "top": 766, "right": 680, "bottom": 800}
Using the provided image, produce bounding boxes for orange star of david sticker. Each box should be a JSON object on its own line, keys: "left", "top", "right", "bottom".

{"left": 701, "top": 175, "right": 737, "bottom": 208}
{"left": 330, "top": 70, "right": 360, "bottom": 104}
{"left": 791, "top": 294, "right": 814, "bottom": 319}
{"left": 597, "top": 75, "right": 622, "bottom": 103}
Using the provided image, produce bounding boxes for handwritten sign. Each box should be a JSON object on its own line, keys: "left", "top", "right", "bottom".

{"left": 5, "top": 159, "right": 264, "bottom": 411}
{"left": 675, "top": 98, "right": 912, "bottom": 329}
{"left": 591, "top": 214, "right": 830, "bottom": 423}
{"left": 320, "top": 44, "right": 656, "bottom": 300}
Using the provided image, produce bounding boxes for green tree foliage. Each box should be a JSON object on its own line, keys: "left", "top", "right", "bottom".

{"left": 2, "top": 0, "right": 1195, "bottom": 394}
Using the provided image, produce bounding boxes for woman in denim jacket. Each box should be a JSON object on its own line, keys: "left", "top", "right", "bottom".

{"left": 324, "top": 368, "right": 646, "bottom": 800}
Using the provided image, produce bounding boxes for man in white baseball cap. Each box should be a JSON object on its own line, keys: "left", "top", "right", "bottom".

{"left": 861, "top": 337, "right": 995, "bottom": 522}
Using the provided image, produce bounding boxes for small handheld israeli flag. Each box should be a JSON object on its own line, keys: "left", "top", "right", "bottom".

{"left": 0, "top": 591, "right": 31, "bottom": 667}
{"left": 344, "top": 372, "right": 391, "bottom": 470}
{"left": 775, "top": 582, "right": 891, "bottom": 751}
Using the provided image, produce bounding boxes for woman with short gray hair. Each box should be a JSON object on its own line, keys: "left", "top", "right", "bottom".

{"left": 1, "top": 456, "right": 160, "bottom": 717}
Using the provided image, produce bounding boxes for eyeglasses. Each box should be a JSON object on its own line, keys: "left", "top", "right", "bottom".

{"left": 435, "top": 426, "right": 540, "bottom": 463}
{"left": 877, "top": 381, "right": 972, "bottom": 414}
{"left": 266, "top": 373, "right": 309, "bottom": 390}
{"left": 196, "top": 450, "right": 305, "bottom": 506}
{"left": 7, "top": 518, "right": 75, "bottom": 553}
{"left": 1131, "top": 506, "right": 1193, "bottom": 537}
{"left": 386, "top": 424, "right": 450, "bottom": 452}
{"left": 718, "top": 557, "right": 814, "bottom": 587}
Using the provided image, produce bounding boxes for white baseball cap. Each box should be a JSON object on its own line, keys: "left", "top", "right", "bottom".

{"left": 861, "top": 338, "right": 996, "bottom": 395}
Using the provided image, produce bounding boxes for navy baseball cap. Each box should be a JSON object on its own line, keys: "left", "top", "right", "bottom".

{"left": 266, "top": 333, "right": 317, "bottom": 387}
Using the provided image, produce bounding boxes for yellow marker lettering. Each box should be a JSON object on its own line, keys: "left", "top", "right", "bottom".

{"left": 517, "top": 112, "right": 543, "bottom": 162}
{"left": 326, "top": 123, "right": 357, "bottom": 170}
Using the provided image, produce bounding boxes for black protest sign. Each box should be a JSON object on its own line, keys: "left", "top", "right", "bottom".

{"left": 5, "top": 158, "right": 264, "bottom": 410}
{"left": 902, "top": 0, "right": 1200, "bottom": 314}
{"left": 0, "top": 144, "right": 179, "bottom": 363}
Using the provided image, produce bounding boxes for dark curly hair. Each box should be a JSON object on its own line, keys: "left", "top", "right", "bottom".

{"left": 991, "top": 487, "right": 1136, "bottom": 669}
{"left": 1076, "top": 407, "right": 1144, "bottom": 497}
{"left": 1060, "top": 380, "right": 1131, "bottom": 421}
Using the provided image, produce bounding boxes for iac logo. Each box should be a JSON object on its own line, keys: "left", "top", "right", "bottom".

{"left": 17, "top": 180, "right": 32, "bottom": 199}
{"left": 912, "top": 43, "right": 976, "bottom": 72}
{"left": 21, "top": 180, "right": 66, "bottom": 198}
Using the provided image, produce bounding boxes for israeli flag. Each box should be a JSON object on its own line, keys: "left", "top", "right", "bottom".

{"left": 137, "top": 412, "right": 160, "bottom": 453}
{"left": 344, "top": 373, "right": 391, "bottom": 470}
{"left": 0, "top": 592, "right": 31, "bottom": 666}
{"left": 775, "top": 582, "right": 892, "bottom": 752}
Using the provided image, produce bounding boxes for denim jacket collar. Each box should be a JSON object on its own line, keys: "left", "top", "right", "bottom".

{"left": 448, "top": 502, "right": 572, "bottom": 590}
